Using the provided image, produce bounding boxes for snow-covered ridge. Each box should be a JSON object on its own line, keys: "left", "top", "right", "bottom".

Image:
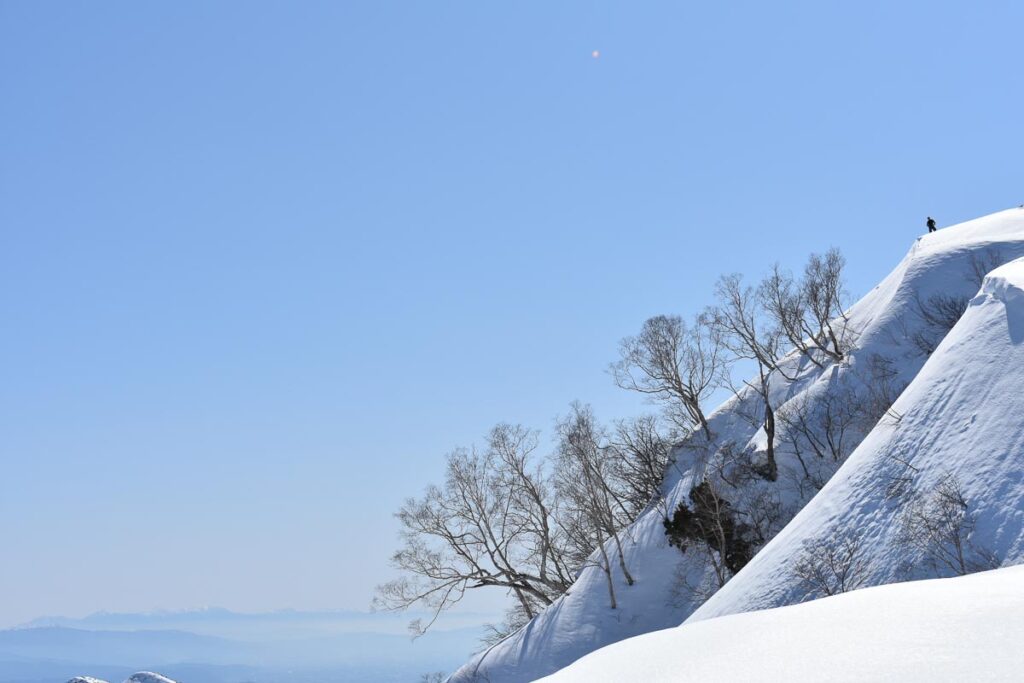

{"left": 542, "top": 565, "right": 1024, "bottom": 682}
{"left": 449, "top": 207, "right": 1024, "bottom": 682}
{"left": 688, "top": 251, "right": 1024, "bottom": 622}
{"left": 124, "top": 674, "right": 177, "bottom": 683}
{"left": 66, "top": 673, "right": 178, "bottom": 683}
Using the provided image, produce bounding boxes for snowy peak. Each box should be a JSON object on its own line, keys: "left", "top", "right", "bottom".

{"left": 690, "top": 249, "right": 1024, "bottom": 622}
{"left": 448, "top": 207, "right": 1024, "bottom": 682}
{"left": 66, "top": 674, "right": 178, "bottom": 683}
{"left": 124, "top": 674, "right": 178, "bottom": 683}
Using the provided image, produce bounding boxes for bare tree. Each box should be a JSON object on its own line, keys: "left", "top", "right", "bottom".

{"left": 910, "top": 291, "right": 970, "bottom": 355}
{"left": 554, "top": 403, "right": 635, "bottom": 609}
{"left": 966, "top": 247, "right": 1006, "bottom": 288}
{"left": 803, "top": 249, "right": 850, "bottom": 360}
{"left": 664, "top": 480, "right": 755, "bottom": 589}
{"left": 613, "top": 314, "right": 724, "bottom": 440}
{"left": 707, "top": 273, "right": 787, "bottom": 479}
{"left": 897, "top": 473, "right": 999, "bottom": 577}
{"left": 793, "top": 533, "right": 868, "bottom": 598}
{"left": 489, "top": 424, "right": 575, "bottom": 597}
{"left": 776, "top": 377, "right": 863, "bottom": 496}
{"left": 606, "top": 414, "right": 674, "bottom": 516}
{"left": 374, "top": 425, "right": 572, "bottom": 635}
{"left": 480, "top": 602, "right": 533, "bottom": 647}
{"left": 760, "top": 248, "right": 850, "bottom": 367}
{"left": 857, "top": 353, "right": 908, "bottom": 425}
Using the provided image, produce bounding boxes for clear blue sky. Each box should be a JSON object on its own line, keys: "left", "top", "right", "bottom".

{"left": 1, "top": 1, "right": 1021, "bottom": 627}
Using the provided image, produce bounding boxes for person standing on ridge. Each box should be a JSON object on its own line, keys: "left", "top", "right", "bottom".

{"left": 927, "top": 216, "right": 937, "bottom": 233}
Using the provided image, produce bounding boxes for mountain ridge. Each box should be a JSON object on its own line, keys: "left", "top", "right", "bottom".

{"left": 448, "top": 206, "right": 1024, "bottom": 682}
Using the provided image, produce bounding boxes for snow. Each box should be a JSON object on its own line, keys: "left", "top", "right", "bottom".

{"left": 542, "top": 564, "right": 1024, "bottom": 683}
{"left": 123, "top": 674, "right": 177, "bottom": 683}
{"left": 448, "top": 207, "right": 1024, "bottom": 682}
{"left": 689, "top": 250, "right": 1024, "bottom": 621}
{"left": 66, "top": 676, "right": 175, "bottom": 683}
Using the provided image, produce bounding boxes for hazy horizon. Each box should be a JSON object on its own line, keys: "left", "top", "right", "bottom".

{"left": 3, "top": 0, "right": 1024, "bottom": 636}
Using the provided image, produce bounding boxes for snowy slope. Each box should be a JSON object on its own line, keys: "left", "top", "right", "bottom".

{"left": 65, "top": 675, "right": 177, "bottom": 683}
{"left": 123, "top": 674, "right": 177, "bottom": 683}
{"left": 449, "top": 207, "right": 1024, "bottom": 683}
{"left": 542, "top": 564, "right": 1024, "bottom": 683}
{"left": 689, "top": 250, "right": 1024, "bottom": 622}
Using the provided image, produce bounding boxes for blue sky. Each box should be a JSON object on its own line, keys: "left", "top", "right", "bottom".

{"left": 1, "top": 0, "right": 1022, "bottom": 627}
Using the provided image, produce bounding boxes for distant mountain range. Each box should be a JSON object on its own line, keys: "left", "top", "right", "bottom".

{"left": 1, "top": 607, "right": 495, "bottom": 683}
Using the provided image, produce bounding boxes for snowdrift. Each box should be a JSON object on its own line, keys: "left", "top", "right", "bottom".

{"left": 449, "top": 207, "right": 1024, "bottom": 683}
{"left": 689, "top": 251, "right": 1024, "bottom": 622}
{"left": 542, "top": 564, "right": 1024, "bottom": 682}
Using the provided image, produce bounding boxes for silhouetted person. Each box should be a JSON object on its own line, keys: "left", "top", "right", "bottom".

{"left": 927, "top": 216, "right": 937, "bottom": 233}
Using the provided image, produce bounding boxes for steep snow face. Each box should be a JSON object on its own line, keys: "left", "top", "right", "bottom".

{"left": 542, "top": 565, "right": 1024, "bottom": 683}
{"left": 448, "top": 208, "right": 1024, "bottom": 683}
{"left": 689, "top": 253, "right": 1024, "bottom": 622}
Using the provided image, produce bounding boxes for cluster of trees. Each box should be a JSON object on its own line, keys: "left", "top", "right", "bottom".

{"left": 613, "top": 248, "right": 853, "bottom": 483}
{"left": 379, "top": 247, "right": 873, "bottom": 639}
{"left": 896, "top": 472, "right": 999, "bottom": 577}
{"left": 382, "top": 244, "right": 990, "bottom": 643}
{"left": 790, "top": 470, "right": 1000, "bottom": 603}
{"left": 374, "top": 413, "right": 673, "bottom": 641}
{"left": 623, "top": 249, "right": 870, "bottom": 589}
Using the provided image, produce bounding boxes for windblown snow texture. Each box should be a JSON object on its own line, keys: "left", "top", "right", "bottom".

{"left": 448, "top": 207, "right": 1024, "bottom": 683}
{"left": 542, "top": 565, "right": 1024, "bottom": 683}
{"left": 689, "top": 251, "right": 1024, "bottom": 622}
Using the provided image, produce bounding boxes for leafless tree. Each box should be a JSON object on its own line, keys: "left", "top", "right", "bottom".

{"left": 777, "top": 355, "right": 905, "bottom": 499}
{"left": 606, "top": 414, "right": 674, "bottom": 516}
{"left": 480, "top": 602, "right": 532, "bottom": 647}
{"left": 489, "top": 424, "right": 576, "bottom": 596}
{"left": 803, "top": 248, "right": 850, "bottom": 358}
{"left": 374, "top": 425, "right": 573, "bottom": 635}
{"left": 554, "top": 403, "right": 635, "bottom": 609}
{"left": 760, "top": 248, "right": 850, "bottom": 367}
{"left": 707, "top": 273, "right": 787, "bottom": 479}
{"left": 966, "top": 247, "right": 1006, "bottom": 288}
{"left": 669, "top": 550, "right": 726, "bottom": 609}
{"left": 897, "top": 473, "right": 999, "bottom": 577}
{"left": 420, "top": 673, "right": 447, "bottom": 683}
{"left": 910, "top": 291, "right": 970, "bottom": 355}
{"left": 793, "top": 533, "right": 868, "bottom": 598}
{"left": 776, "top": 377, "right": 863, "bottom": 496}
{"left": 612, "top": 314, "right": 724, "bottom": 440}
{"left": 856, "top": 353, "right": 908, "bottom": 425}
{"left": 664, "top": 479, "right": 755, "bottom": 589}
